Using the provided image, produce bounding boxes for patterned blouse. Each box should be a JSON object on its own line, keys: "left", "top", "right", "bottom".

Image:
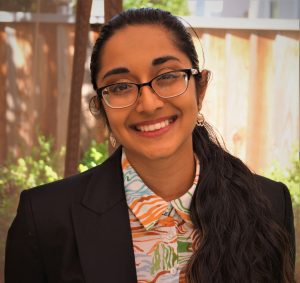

{"left": 122, "top": 151, "right": 200, "bottom": 283}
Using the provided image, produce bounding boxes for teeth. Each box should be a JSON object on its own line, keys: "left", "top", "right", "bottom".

{"left": 137, "top": 119, "right": 172, "bottom": 132}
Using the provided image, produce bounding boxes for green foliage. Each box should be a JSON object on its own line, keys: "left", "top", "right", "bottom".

{"left": 0, "top": 134, "right": 64, "bottom": 216}
{"left": 0, "top": 135, "right": 64, "bottom": 191}
{"left": 263, "top": 148, "right": 300, "bottom": 208}
{"left": 123, "top": 0, "right": 190, "bottom": 16}
{"left": 0, "top": 137, "right": 108, "bottom": 240}
{"left": 79, "top": 140, "right": 108, "bottom": 172}
{"left": 0, "top": 134, "right": 64, "bottom": 275}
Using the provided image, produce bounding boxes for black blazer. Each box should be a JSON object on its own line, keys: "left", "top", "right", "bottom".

{"left": 5, "top": 147, "right": 295, "bottom": 283}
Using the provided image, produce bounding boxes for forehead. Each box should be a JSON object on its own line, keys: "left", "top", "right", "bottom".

{"left": 99, "top": 25, "right": 190, "bottom": 75}
{"left": 109, "top": 24, "right": 173, "bottom": 44}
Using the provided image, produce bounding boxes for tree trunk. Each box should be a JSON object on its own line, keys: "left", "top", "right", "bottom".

{"left": 64, "top": 0, "right": 92, "bottom": 177}
{"left": 104, "top": 0, "right": 123, "bottom": 22}
{"left": 0, "top": 29, "right": 7, "bottom": 164}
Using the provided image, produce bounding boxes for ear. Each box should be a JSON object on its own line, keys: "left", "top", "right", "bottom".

{"left": 197, "top": 69, "right": 209, "bottom": 110}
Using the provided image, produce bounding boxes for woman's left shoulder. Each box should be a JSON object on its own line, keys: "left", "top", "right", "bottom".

{"left": 255, "top": 174, "right": 289, "bottom": 197}
{"left": 254, "top": 174, "right": 293, "bottom": 228}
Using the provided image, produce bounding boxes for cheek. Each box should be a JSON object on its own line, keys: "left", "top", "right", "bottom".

{"left": 105, "top": 111, "right": 119, "bottom": 129}
{"left": 187, "top": 96, "right": 199, "bottom": 125}
{"left": 174, "top": 94, "right": 198, "bottom": 125}
{"left": 103, "top": 106, "right": 118, "bottom": 130}
{"left": 187, "top": 91, "right": 199, "bottom": 113}
{"left": 104, "top": 107, "right": 129, "bottom": 134}
{"left": 100, "top": 103, "right": 111, "bottom": 129}
{"left": 186, "top": 82, "right": 199, "bottom": 107}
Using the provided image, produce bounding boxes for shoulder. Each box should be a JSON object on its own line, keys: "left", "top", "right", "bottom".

{"left": 255, "top": 175, "right": 291, "bottom": 209}
{"left": 21, "top": 162, "right": 98, "bottom": 207}
{"left": 20, "top": 147, "right": 123, "bottom": 211}
{"left": 254, "top": 174, "right": 294, "bottom": 232}
{"left": 254, "top": 174, "right": 295, "bottom": 263}
{"left": 255, "top": 174, "right": 290, "bottom": 206}
{"left": 10, "top": 147, "right": 124, "bottom": 245}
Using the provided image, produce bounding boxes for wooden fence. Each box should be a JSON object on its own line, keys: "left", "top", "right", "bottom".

{"left": 197, "top": 27, "right": 299, "bottom": 172}
{"left": 0, "top": 21, "right": 298, "bottom": 173}
{"left": 0, "top": 23, "right": 105, "bottom": 162}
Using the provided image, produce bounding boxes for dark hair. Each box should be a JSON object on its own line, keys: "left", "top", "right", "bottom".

{"left": 90, "top": 8, "right": 294, "bottom": 283}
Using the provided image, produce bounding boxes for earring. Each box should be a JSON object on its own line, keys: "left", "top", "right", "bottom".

{"left": 196, "top": 112, "right": 205, "bottom": 127}
{"left": 109, "top": 133, "right": 117, "bottom": 148}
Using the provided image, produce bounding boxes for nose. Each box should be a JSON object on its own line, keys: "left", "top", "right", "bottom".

{"left": 135, "top": 85, "right": 164, "bottom": 113}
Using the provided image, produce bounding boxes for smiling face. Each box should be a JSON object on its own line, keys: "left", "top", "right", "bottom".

{"left": 97, "top": 25, "right": 205, "bottom": 163}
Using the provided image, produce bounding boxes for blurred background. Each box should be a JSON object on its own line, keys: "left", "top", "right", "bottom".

{"left": 0, "top": 0, "right": 299, "bottom": 281}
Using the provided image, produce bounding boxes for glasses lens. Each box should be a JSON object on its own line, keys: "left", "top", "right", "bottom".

{"left": 153, "top": 71, "right": 188, "bottom": 98}
{"left": 102, "top": 83, "right": 138, "bottom": 108}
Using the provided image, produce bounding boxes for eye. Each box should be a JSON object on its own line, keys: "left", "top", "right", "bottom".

{"left": 155, "top": 72, "right": 183, "bottom": 87}
{"left": 108, "top": 83, "right": 134, "bottom": 94}
{"left": 157, "top": 72, "right": 180, "bottom": 81}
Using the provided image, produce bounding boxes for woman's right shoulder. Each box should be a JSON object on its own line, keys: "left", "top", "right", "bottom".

{"left": 21, "top": 147, "right": 123, "bottom": 207}
{"left": 23, "top": 163, "right": 99, "bottom": 202}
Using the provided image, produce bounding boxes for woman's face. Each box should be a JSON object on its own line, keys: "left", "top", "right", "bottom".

{"left": 97, "top": 25, "right": 205, "bottom": 162}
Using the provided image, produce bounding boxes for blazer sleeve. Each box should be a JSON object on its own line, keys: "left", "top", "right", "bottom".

{"left": 281, "top": 183, "right": 296, "bottom": 266}
{"left": 5, "top": 190, "right": 47, "bottom": 283}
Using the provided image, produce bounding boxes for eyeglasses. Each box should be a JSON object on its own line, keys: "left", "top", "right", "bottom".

{"left": 96, "top": 68, "right": 200, "bottom": 109}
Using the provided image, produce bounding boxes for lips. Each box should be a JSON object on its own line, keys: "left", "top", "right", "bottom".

{"left": 132, "top": 115, "right": 177, "bottom": 133}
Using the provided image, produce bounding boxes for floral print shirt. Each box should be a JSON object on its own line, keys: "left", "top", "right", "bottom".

{"left": 122, "top": 150, "right": 200, "bottom": 283}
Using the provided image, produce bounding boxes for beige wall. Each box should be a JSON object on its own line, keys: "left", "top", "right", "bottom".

{"left": 195, "top": 28, "right": 299, "bottom": 173}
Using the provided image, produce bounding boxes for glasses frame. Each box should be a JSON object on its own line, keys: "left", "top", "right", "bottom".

{"left": 96, "top": 68, "right": 200, "bottom": 109}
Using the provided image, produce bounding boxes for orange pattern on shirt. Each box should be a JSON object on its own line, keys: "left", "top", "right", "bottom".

{"left": 122, "top": 151, "right": 200, "bottom": 283}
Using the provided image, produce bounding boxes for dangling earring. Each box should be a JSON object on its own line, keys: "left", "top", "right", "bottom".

{"left": 109, "top": 133, "right": 117, "bottom": 148}
{"left": 196, "top": 112, "right": 205, "bottom": 127}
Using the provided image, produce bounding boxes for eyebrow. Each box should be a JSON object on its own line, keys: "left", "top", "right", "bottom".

{"left": 102, "top": 56, "right": 180, "bottom": 80}
{"left": 102, "top": 67, "right": 129, "bottom": 80}
{"left": 152, "top": 55, "right": 180, "bottom": 66}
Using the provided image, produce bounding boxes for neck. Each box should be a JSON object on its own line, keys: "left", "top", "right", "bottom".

{"left": 124, "top": 145, "right": 196, "bottom": 201}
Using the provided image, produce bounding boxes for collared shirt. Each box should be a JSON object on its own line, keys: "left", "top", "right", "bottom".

{"left": 122, "top": 150, "right": 200, "bottom": 283}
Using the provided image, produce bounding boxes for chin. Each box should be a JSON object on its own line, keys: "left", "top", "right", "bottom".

{"left": 140, "top": 146, "right": 179, "bottom": 161}
{"left": 124, "top": 136, "right": 193, "bottom": 162}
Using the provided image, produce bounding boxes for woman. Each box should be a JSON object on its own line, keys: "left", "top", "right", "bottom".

{"left": 5, "top": 8, "right": 295, "bottom": 283}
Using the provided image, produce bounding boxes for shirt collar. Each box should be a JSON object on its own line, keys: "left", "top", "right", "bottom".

{"left": 122, "top": 150, "right": 200, "bottom": 230}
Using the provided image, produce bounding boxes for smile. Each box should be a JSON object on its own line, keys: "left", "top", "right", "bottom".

{"left": 133, "top": 116, "right": 177, "bottom": 133}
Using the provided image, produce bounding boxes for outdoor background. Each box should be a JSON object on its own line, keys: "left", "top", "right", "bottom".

{"left": 0, "top": 0, "right": 299, "bottom": 282}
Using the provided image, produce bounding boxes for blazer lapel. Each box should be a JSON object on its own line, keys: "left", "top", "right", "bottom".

{"left": 71, "top": 148, "right": 137, "bottom": 283}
